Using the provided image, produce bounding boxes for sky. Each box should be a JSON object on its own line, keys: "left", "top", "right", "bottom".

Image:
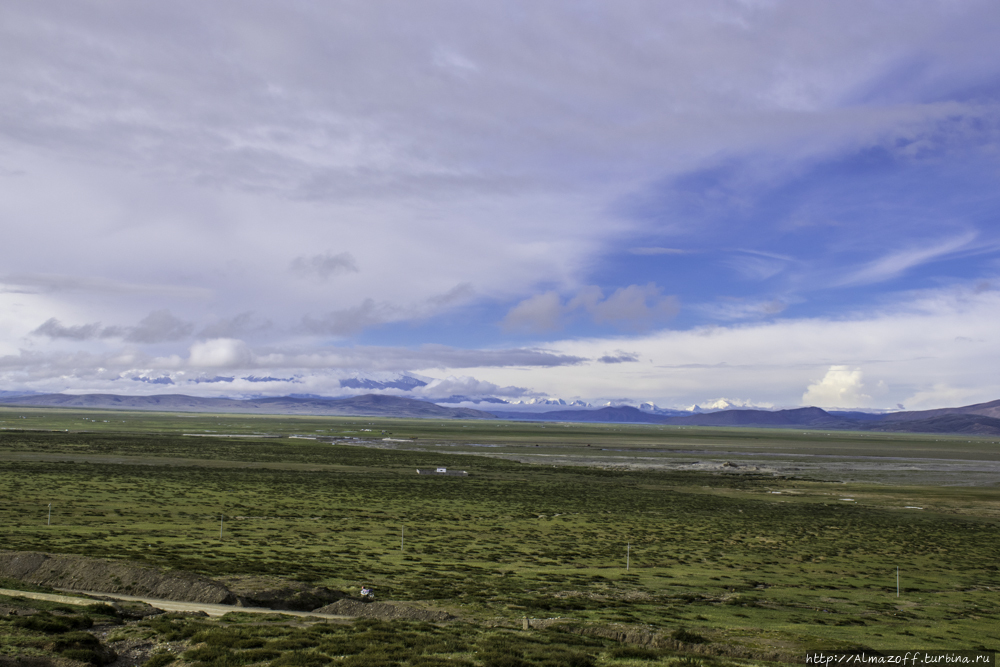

{"left": 2, "top": 0, "right": 1000, "bottom": 411}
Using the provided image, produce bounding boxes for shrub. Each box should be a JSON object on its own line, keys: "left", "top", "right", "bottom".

{"left": 480, "top": 657, "right": 530, "bottom": 667}
{"left": 240, "top": 649, "right": 280, "bottom": 662}
{"left": 318, "top": 636, "right": 368, "bottom": 656}
{"left": 271, "top": 652, "right": 333, "bottom": 667}
{"left": 190, "top": 629, "right": 267, "bottom": 649}
{"left": 14, "top": 612, "right": 92, "bottom": 634}
{"left": 609, "top": 646, "right": 663, "bottom": 660}
{"left": 140, "top": 616, "right": 209, "bottom": 641}
{"left": 52, "top": 631, "right": 115, "bottom": 666}
{"left": 84, "top": 603, "right": 120, "bottom": 617}
{"left": 267, "top": 637, "right": 320, "bottom": 651}
{"left": 143, "top": 654, "right": 177, "bottom": 667}
{"left": 60, "top": 649, "right": 104, "bottom": 665}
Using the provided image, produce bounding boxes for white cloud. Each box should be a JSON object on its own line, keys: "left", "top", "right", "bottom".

{"left": 0, "top": 273, "right": 211, "bottom": 299}
{"left": 198, "top": 312, "right": 272, "bottom": 339}
{"left": 699, "top": 298, "right": 788, "bottom": 320}
{"left": 1, "top": 2, "right": 1000, "bottom": 411}
{"left": 289, "top": 252, "right": 359, "bottom": 280}
{"left": 835, "top": 232, "right": 978, "bottom": 287}
{"left": 504, "top": 284, "right": 678, "bottom": 333}
{"left": 30, "top": 311, "right": 193, "bottom": 343}
{"left": 125, "top": 310, "right": 194, "bottom": 344}
{"left": 31, "top": 318, "right": 109, "bottom": 341}
{"left": 501, "top": 292, "right": 564, "bottom": 332}
{"left": 597, "top": 351, "right": 639, "bottom": 364}
{"left": 414, "top": 375, "right": 527, "bottom": 399}
{"left": 802, "top": 365, "right": 871, "bottom": 408}
{"left": 722, "top": 254, "right": 788, "bottom": 281}
{"left": 585, "top": 284, "right": 679, "bottom": 329}
{"left": 299, "top": 299, "right": 401, "bottom": 336}
{"left": 188, "top": 339, "right": 252, "bottom": 368}
{"left": 629, "top": 247, "right": 688, "bottom": 255}
{"left": 471, "top": 284, "right": 1000, "bottom": 410}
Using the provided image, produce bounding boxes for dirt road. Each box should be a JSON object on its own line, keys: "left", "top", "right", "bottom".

{"left": 0, "top": 587, "right": 350, "bottom": 620}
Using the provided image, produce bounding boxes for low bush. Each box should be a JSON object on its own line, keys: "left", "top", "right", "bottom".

{"left": 271, "top": 652, "right": 333, "bottom": 667}
{"left": 609, "top": 645, "right": 663, "bottom": 660}
{"left": 13, "top": 612, "right": 92, "bottom": 634}
{"left": 139, "top": 616, "right": 210, "bottom": 641}
{"left": 52, "top": 631, "right": 115, "bottom": 666}
{"left": 143, "top": 654, "right": 177, "bottom": 667}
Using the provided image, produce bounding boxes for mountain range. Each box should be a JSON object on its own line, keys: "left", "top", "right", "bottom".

{"left": 499, "top": 400, "right": 1000, "bottom": 435}
{"left": 3, "top": 392, "right": 1000, "bottom": 435}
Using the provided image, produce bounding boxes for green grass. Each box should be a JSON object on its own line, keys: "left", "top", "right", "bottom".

{"left": 2, "top": 414, "right": 1000, "bottom": 660}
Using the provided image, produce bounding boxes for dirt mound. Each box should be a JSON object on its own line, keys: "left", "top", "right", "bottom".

{"left": 0, "top": 551, "right": 234, "bottom": 604}
{"left": 313, "top": 599, "right": 453, "bottom": 622}
{"left": 0, "top": 551, "right": 351, "bottom": 612}
{"left": 221, "top": 575, "right": 345, "bottom": 611}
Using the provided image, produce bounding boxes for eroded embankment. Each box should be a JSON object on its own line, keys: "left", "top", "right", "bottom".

{"left": 314, "top": 599, "right": 453, "bottom": 622}
{"left": 0, "top": 551, "right": 344, "bottom": 610}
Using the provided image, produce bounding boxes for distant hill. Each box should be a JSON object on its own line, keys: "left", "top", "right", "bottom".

{"left": 489, "top": 401, "right": 1000, "bottom": 435}
{"left": 862, "top": 414, "right": 1000, "bottom": 435}
{"left": 0, "top": 393, "right": 493, "bottom": 419}
{"left": 877, "top": 398, "right": 1000, "bottom": 422}
{"left": 5, "top": 391, "right": 1000, "bottom": 435}
{"left": 661, "top": 406, "right": 854, "bottom": 428}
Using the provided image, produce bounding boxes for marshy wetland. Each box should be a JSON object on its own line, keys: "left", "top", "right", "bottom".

{"left": 1, "top": 407, "right": 998, "bottom": 665}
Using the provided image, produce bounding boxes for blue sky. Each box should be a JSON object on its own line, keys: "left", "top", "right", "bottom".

{"left": 2, "top": 1, "right": 1000, "bottom": 410}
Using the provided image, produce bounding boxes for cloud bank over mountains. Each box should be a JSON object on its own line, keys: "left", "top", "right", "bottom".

{"left": 3, "top": 1, "right": 1000, "bottom": 410}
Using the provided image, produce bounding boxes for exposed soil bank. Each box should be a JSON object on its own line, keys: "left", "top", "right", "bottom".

{"left": 0, "top": 551, "right": 343, "bottom": 610}
{"left": 313, "top": 598, "right": 453, "bottom": 622}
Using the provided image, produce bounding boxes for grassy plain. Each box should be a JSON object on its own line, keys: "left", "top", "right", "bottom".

{"left": 1, "top": 406, "right": 999, "bottom": 663}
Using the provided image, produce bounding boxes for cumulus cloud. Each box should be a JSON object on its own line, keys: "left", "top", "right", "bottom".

{"left": 188, "top": 338, "right": 252, "bottom": 368}
{"left": 198, "top": 312, "right": 272, "bottom": 339}
{"left": 425, "top": 283, "right": 475, "bottom": 309}
{"left": 501, "top": 292, "right": 564, "bottom": 332}
{"left": 31, "top": 318, "right": 118, "bottom": 340}
{"left": 4, "top": 2, "right": 1000, "bottom": 408}
{"left": 299, "top": 299, "right": 401, "bottom": 336}
{"left": 585, "top": 284, "right": 679, "bottom": 329}
{"left": 803, "top": 365, "right": 871, "bottom": 407}
{"left": 597, "top": 351, "right": 639, "bottom": 364}
{"left": 31, "top": 311, "right": 191, "bottom": 343}
{"left": 414, "top": 375, "right": 528, "bottom": 399}
{"left": 125, "top": 310, "right": 194, "bottom": 344}
{"left": 479, "top": 284, "right": 1000, "bottom": 410}
{"left": 503, "top": 284, "right": 678, "bottom": 332}
{"left": 290, "top": 252, "right": 359, "bottom": 280}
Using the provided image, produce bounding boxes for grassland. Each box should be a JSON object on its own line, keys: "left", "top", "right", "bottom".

{"left": 1, "top": 406, "right": 999, "bottom": 664}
